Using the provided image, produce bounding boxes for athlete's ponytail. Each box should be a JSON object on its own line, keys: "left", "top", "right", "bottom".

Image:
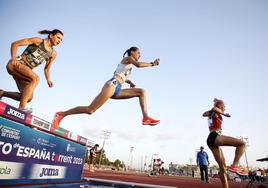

{"left": 213, "top": 98, "right": 224, "bottom": 107}
{"left": 38, "top": 29, "right": 64, "bottom": 36}
{"left": 123, "top": 46, "right": 139, "bottom": 57}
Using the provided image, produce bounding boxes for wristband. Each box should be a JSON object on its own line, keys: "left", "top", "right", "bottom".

{"left": 150, "top": 62, "right": 154, "bottom": 66}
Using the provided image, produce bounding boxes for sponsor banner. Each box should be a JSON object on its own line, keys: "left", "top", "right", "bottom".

{"left": 79, "top": 136, "right": 87, "bottom": 145}
{"left": 0, "top": 117, "right": 87, "bottom": 185}
{"left": 4, "top": 104, "right": 27, "bottom": 123}
{"left": 30, "top": 116, "right": 51, "bottom": 131}
{"left": 30, "top": 164, "right": 66, "bottom": 179}
{"left": 53, "top": 127, "right": 69, "bottom": 137}
{"left": 68, "top": 132, "right": 79, "bottom": 142}
{"left": 86, "top": 139, "right": 95, "bottom": 147}
{"left": 0, "top": 124, "right": 21, "bottom": 140}
{"left": 0, "top": 101, "right": 7, "bottom": 114}
{"left": 0, "top": 101, "right": 33, "bottom": 128}
{"left": 0, "top": 161, "right": 24, "bottom": 179}
{"left": 0, "top": 102, "right": 88, "bottom": 146}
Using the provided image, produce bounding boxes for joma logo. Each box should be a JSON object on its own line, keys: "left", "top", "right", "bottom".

{"left": 39, "top": 168, "right": 59, "bottom": 177}
{"left": 6, "top": 106, "right": 26, "bottom": 120}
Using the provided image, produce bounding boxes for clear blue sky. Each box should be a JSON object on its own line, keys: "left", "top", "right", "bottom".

{"left": 1, "top": 0, "right": 268, "bottom": 169}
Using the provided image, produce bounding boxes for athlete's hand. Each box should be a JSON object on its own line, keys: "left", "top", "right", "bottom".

{"left": 224, "top": 113, "right": 231, "bottom": 118}
{"left": 153, "top": 58, "right": 160, "bottom": 66}
{"left": 130, "top": 82, "right": 136, "bottom": 88}
{"left": 47, "top": 80, "right": 54, "bottom": 88}
{"left": 11, "top": 58, "right": 20, "bottom": 67}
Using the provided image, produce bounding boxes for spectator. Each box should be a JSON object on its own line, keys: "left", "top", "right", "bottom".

{"left": 88, "top": 144, "right": 100, "bottom": 172}
{"left": 196, "top": 146, "right": 209, "bottom": 183}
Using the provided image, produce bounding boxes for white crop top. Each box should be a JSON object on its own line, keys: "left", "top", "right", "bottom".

{"left": 114, "top": 63, "right": 132, "bottom": 82}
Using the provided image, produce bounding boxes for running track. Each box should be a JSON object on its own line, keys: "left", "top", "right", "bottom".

{"left": 83, "top": 169, "right": 248, "bottom": 188}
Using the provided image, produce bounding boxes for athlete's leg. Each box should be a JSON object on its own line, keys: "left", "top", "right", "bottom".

{"left": 52, "top": 82, "right": 116, "bottom": 128}
{"left": 111, "top": 88, "right": 148, "bottom": 117}
{"left": 0, "top": 90, "right": 21, "bottom": 101}
{"left": 88, "top": 157, "right": 94, "bottom": 172}
{"left": 215, "top": 135, "right": 246, "bottom": 166}
{"left": 61, "top": 82, "right": 116, "bottom": 117}
{"left": 1, "top": 77, "right": 33, "bottom": 102}
{"left": 210, "top": 147, "right": 228, "bottom": 188}
{"left": 6, "top": 61, "right": 39, "bottom": 109}
{"left": 0, "top": 90, "right": 5, "bottom": 100}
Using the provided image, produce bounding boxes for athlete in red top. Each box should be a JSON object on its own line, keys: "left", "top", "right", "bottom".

{"left": 203, "top": 98, "right": 247, "bottom": 188}
{"left": 208, "top": 111, "right": 223, "bottom": 131}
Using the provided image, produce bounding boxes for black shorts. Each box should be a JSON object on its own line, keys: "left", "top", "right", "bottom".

{"left": 207, "top": 131, "right": 220, "bottom": 148}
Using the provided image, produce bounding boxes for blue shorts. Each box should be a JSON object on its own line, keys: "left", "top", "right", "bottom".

{"left": 108, "top": 78, "right": 122, "bottom": 97}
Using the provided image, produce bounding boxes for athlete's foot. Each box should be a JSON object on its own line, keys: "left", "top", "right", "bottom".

{"left": 52, "top": 112, "right": 63, "bottom": 129}
{"left": 0, "top": 90, "right": 4, "bottom": 100}
{"left": 229, "top": 165, "right": 248, "bottom": 176}
{"left": 142, "top": 116, "right": 160, "bottom": 126}
{"left": 21, "top": 108, "right": 33, "bottom": 114}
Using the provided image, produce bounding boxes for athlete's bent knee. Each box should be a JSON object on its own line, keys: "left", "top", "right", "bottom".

{"left": 139, "top": 89, "right": 146, "bottom": 97}
{"left": 238, "top": 140, "right": 246, "bottom": 147}
{"left": 6, "top": 62, "right": 14, "bottom": 74}
{"left": 86, "top": 108, "right": 96, "bottom": 115}
{"left": 33, "top": 75, "right": 40, "bottom": 84}
{"left": 27, "top": 95, "right": 34, "bottom": 102}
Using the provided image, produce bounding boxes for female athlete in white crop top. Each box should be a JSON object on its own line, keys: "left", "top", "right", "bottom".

{"left": 0, "top": 29, "right": 63, "bottom": 112}
{"left": 52, "top": 47, "right": 160, "bottom": 128}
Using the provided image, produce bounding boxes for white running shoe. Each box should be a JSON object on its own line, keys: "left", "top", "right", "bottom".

{"left": 22, "top": 108, "right": 33, "bottom": 114}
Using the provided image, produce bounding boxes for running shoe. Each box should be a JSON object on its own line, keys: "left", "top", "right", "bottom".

{"left": 22, "top": 108, "right": 33, "bottom": 114}
{"left": 142, "top": 116, "right": 160, "bottom": 126}
{"left": 0, "top": 90, "right": 4, "bottom": 100}
{"left": 52, "top": 112, "right": 63, "bottom": 129}
{"left": 237, "top": 170, "right": 248, "bottom": 176}
{"left": 229, "top": 165, "right": 248, "bottom": 176}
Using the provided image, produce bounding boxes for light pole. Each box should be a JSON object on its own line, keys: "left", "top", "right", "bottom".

{"left": 98, "top": 130, "right": 111, "bottom": 168}
{"left": 127, "top": 146, "right": 134, "bottom": 171}
{"left": 144, "top": 155, "right": 148, "bottom": 172}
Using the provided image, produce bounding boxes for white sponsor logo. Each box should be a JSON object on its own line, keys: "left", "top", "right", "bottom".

{"left": 0, "top": 141, "right": 78, "bottom": 165}
{"left": 0, "top": 125, "right": 21, "bottom": 140}
{"left": 31, "top": 116, "right": 51, "bottom": 131}
{"left": 0, "top": 161, "right": 24, "bottom": 179}
{"left": 6, "top": 107, "right": 26, "bottom": 120}
{"left": 66, "top": 144, "right": 76, "bottom": 152}
{"left": 0, "top": 141, "right": 52, "bottom": 159}
{"left": 68, "top": 132, "right": 78, "bottom": 141}
{"left": 86, "top": 139, "right": 94, "bottom": 147}
{"left": 79, "top": 137, "right": 87, "bottom": 145}
{"left": 17, "top": 146, "right": 51, "bottom": 160}
{"left": 0, "top": 141, "right": 13, "bottom": 155}
{"left": 30, "top": 164, "right": 66, "bottom": 179}
{"left": 36, "top": 138, "right": 56, "bottom": 148}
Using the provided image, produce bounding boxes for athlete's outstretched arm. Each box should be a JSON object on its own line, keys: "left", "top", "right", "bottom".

{"left": 202, "top": 110, "right": 212, "bottom": 117}
{"left": 44, "top": 50, "right": 57, "bottom": 88}
{"left": 10, "top": 37, "right": 43, "bottom": 66}
{"left": 212, "top": 107, "right": 231, "bottom": 118}
{"left": 11, "top": 38, "right": 42, "bottom": 59}
{"left": 127, "top": 57, "right": 160, "bottom": 68}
